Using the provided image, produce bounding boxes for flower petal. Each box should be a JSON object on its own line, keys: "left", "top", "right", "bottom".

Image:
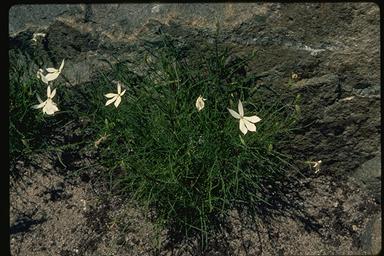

{"left": 50, "top": 88, "right": 57, "bottom": 98}
{"left": 120, "top": 89, "right": 126, "bottom": 96}
{"left": 105, "top": 96, "right": 117, "bottom": 106}
{"left": 46, "top": 68, "right": 58, "bottom": 73}
{"left": 238, "top": 100, "right": 244, "bottom": 117}
{"left": 43, "top": 100, "right": 59, "bottom": 115}
{"left": 244, "top": 115, "right": 261, "bottom": 123}
{"left": 43, "top": 105, "right": 54, "bottom": 115}
{"left": 243, "top": 119, "right": 256, "bottom": 132}
{"left": 32, "top": 101, "right": 46, "bottom": 109}
{"left": 50, "top": 103, "right": 59, "bottom": 112}
{"left": 47, "top": 85, "right": 51, "bottom": 97}
{"left": 42, "top": 76, "right": 49, "bottom": 84}
{"left": 239, "top": 119, "right": 248, "bottom": 135}
{"left": 45, "top": 72, "right": 60, "bottom": 82}
{"left": 59, "top": 59, "right": 65, "bottom": 72}
{"left": 117, "top": 83, "right": 121, "bottom": 94}
{"left": 196, "top": 96, "right": 205, "bottom": 111}
{"left": 36, "top": 69, "right": 44, "bottom": 78}
{"left": 228, "top": 108, "right": 240, "bottom": 119}
{"left": 37, "top": 70, "right": 49, "bottom": 84}
{"left": 36, "top": 94, "right": 43, "bottom": 104}
{"left": 105, "top": 93, "right": 117, "bottom": 98}
{"left": 114, "top": 96, "right": 122, "bottom": 107}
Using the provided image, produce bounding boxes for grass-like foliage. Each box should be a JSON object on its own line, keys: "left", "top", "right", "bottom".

{"left": 9, "top": 31, "right": 300, "bottom": 243}
{"left": 92, "top": 36, "right": 300, "bottom": 241}
{"left": 9, "top": 49, "right": 51, "bottom": 170}
{"left": 9, "top": 49, "right": 76, "bottom": 177}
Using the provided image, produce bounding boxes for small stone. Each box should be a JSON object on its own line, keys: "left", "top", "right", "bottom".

{"left": 352, "top": 225, "right": 358, "bottom": 231}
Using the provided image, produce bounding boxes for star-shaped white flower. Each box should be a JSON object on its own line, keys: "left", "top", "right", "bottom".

{"left": 228, "top": 100, "right": 261, "bottom": 135}
{"left": 195, "top": 95, "right": 206, "bottom": 111}
{"left": 37, "top": 59, "right": 65, "bottom": 84}
{"left": 32, "top": 85, "right": 59, "bottom": 115}
{"left": 105, "top": 82, "right": 126, "bottom": 108}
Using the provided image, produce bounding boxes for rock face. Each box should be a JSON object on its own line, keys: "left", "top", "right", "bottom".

{"left": 9, "top": 3, "right": 381, "bottom": 256}
{"left": 9, "top": 3, "right": 380, "bottom": 97}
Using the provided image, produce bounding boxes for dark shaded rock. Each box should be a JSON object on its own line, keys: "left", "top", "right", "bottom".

{"left": 351, "top": 153, "right": 381, "bottom": 203}
{"left": 9, "top": 4, "right": 83, "bottom": 35}
{"left": 45, "top": 21, "right": 99, "bottom": 62}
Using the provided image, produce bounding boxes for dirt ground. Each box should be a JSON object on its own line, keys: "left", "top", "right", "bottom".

{"left": 10, "top": 3, "right": 381, "bottom": 255}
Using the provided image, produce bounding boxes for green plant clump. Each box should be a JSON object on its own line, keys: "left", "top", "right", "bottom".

{"left": 9, "top": 50, "right": 48, "bottom": 168}
{"left": 9, "top": 49, "right": 75, "bottom": 178}
{"left": 9, "top": 31, "right": 299, "bottom": 242}
{"left": 93, "top": 37, "right": 300, "bottom": 240}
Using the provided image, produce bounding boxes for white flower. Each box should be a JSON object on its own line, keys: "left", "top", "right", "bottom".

{"left": 195, "top": 95, "right": 206, "bottom": 111}
{"left": 31, "top": 32, "right": 46, "bottom": 43}
{"left": 228, "top": 100, "right": 261, "bottom": 135}
{"left": 45, "top": 59, "right": 65, "bottom": 82}
{"left": 291, "top": 72, "right": 300, "bottom": 81}
{"left": 37, "top": 59, "right": 65, "bottom": 84}
{"left": 105, "top": 82, "right": 126, "bottom": 108}
{"left": 32, "top": 85, "right": 59, "bottom": 115}
{"left": 312, "top": 160, "right": 322, "bottom": 173}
